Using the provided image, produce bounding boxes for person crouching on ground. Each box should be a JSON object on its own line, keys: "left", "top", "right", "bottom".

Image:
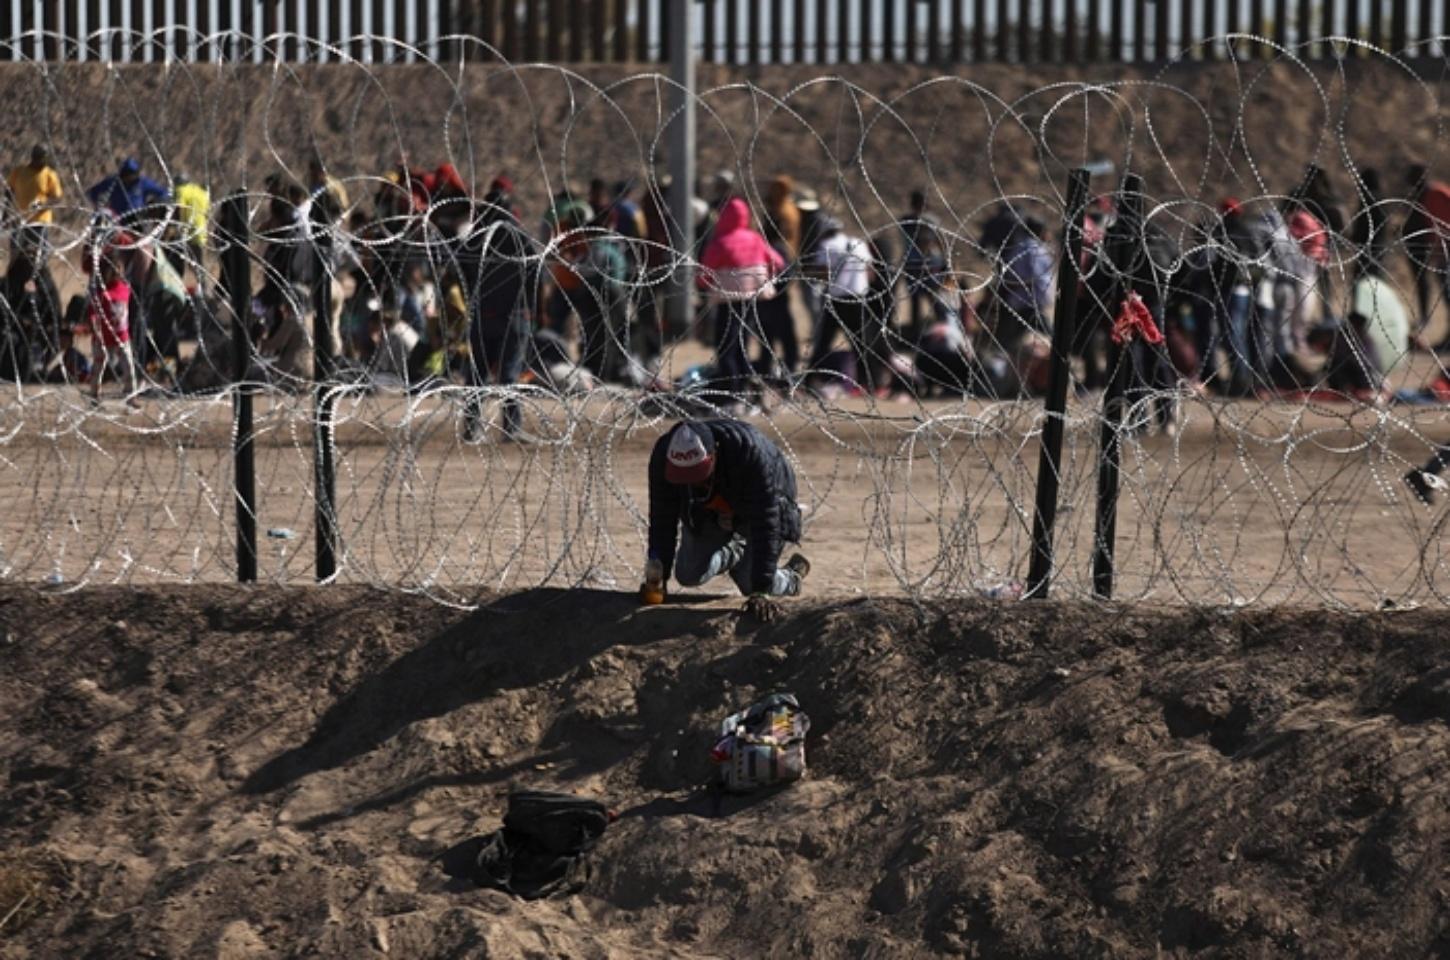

{"left": 641, "top": 419, "right": 809, "bottom": 622}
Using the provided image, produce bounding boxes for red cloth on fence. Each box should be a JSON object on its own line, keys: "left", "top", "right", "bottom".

{"left": 1288, "top": 210, "right": 1329, "bottom": 265}
{"left": 1111, "top": 290, "right": 1163, "bottom": 345}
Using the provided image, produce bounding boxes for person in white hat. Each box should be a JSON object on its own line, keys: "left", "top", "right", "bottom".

{"left": 641, "top": 419, "right": 810, "bottom": 622}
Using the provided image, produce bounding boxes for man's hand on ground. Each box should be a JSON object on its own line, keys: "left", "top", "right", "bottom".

{"left": 742, "top": 594, "right": 783, "bottom": 624}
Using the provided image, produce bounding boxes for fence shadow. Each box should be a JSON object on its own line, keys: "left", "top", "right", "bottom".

{"left": 240, "top": 586, "right": 728, "bottom": 796}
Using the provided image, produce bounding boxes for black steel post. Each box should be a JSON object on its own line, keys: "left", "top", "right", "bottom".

{"left": 1093, "top": 342, "right": 1131, "bottom": 597}
{"left": 1024, "top": 167, "right": 1092, "bottom": 600}
{"left": 312, "top": 224, "right": 339, "bottom": 581}
{"left": 221, "top": 193, "right": 257, "bottom": 583}
{"left": 1091, "top": 172, "right": 1145, "bottom": 599}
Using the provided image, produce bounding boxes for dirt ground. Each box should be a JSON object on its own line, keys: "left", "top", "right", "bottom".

{"left": 0, "top": 584, "right": 1447, "bottom": 958}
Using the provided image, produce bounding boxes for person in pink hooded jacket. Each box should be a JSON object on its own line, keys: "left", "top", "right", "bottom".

{"left": 698, "top": 197, "right": 784, "bottom": 404}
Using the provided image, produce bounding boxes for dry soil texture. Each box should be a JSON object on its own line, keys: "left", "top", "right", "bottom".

{"left": 1, "top": 585, "right": 1448, "bottom": 958}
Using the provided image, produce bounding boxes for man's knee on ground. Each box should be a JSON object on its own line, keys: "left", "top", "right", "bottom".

{"left": 673, "top": 561, "right": 712, "bottom": 588}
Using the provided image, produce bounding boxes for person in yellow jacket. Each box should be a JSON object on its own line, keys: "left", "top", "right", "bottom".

{"left": 173, "top": 172, "right": 210, "bottom": 292}
{"left": 7, "top": 144, "right": 63, "bottom": 225}
{"left": 5, "top": 144, "right": 64, "bottom": 337}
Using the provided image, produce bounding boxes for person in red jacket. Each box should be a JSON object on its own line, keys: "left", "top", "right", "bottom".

{"left": 86, "top": 255, "right": 140, "bottom": 408}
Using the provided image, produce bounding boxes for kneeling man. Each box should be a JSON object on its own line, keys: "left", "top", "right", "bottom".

{"left": 643, "top": 419, "right": 809, "bottom": 621}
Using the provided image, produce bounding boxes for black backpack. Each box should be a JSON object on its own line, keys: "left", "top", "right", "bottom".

{"left": 472, "top": 791, "right": 611, "bottom": 900}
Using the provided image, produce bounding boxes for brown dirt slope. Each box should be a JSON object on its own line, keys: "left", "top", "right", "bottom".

{"left": 1, "top": 585, "right": 1448, "bottom": 958}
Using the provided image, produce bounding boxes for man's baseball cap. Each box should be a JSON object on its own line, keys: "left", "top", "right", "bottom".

{"left": 664, "top": 423, "right": 717, "bottom": 485}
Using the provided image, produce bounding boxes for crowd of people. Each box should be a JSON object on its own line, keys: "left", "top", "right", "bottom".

{"left": 3, "top": 147, "right": 1450, "bottom": 437}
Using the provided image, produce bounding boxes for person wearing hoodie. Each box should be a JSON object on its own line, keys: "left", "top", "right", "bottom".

{"left": 698, "top": 197, "right": 785, "bottom": 404}
{"left": 86, "top": 157, "right": 170, "bottom": 224}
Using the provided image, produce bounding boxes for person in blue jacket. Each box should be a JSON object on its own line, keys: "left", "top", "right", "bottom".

{"left": 86, "top": 157, "right": 171, "bottom": 222}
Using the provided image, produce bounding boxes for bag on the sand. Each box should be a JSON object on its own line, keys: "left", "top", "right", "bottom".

{"left": 473, "top": 790, "right": 612, "bottom": 900}
{"left": 711, "top": 692, "right": 810, "bottom": 793}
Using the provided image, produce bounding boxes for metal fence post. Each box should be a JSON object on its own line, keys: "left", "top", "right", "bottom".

{"left": 665, "top": 0, "right": 696, "bottom": 340}
{"left": 1025, "top": 167, "right": 1091, "bottom": 600}
{"left": 1092, "top": 173, "right": 1144, "bottom": 599}
{"left": 220, "top": 193, "right": 257, "bottom": 583}
{"left": 1391, "top": 0, "right": 1407, "bottom": 53}
{"left": 312, "top": 222, "right": 338, "bottom": 581}
{"left": 1092, "top": 340, "right": 1132, "bottom": 598}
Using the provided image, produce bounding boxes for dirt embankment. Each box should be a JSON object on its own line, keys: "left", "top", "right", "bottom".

{"left": 1, "top": 585, "right": 1448, "bottom": 958}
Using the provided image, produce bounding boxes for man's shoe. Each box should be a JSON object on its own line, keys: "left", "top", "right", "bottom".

{"left": 1405, "top": 469, "right": 1437, "bottom": 506}
{"left": 785, "top": 553, "right": 811, "bottom": 582}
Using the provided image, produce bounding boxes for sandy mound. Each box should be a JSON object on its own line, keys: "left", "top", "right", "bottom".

{"left": 1, "top": 585, "right": 1448, "bottom": 957}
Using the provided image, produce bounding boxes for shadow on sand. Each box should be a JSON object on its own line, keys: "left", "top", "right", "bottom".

{"left": 241, "top": 587, "right": 733, "bottom": 797}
